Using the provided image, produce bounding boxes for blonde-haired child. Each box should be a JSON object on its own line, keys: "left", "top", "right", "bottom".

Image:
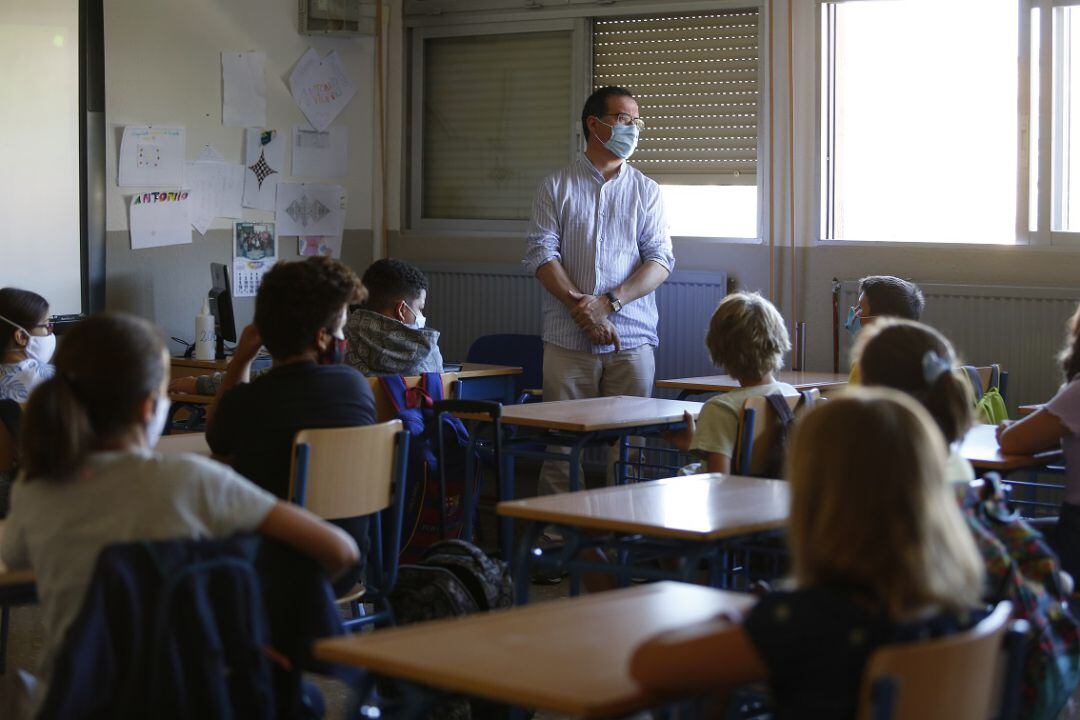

{"left": 667, "top": 292, "right": 796, "bottom": 473}
{"left": 632, "top": 390, "right": 985, "bottom": 718}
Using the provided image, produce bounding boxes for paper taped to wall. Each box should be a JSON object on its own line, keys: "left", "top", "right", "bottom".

{"left": 275, "top": 182, "right": 346, "bottom": 237}
{"left": 288, "top": 48, "right": 356, "bottom": 132}
{"left": 298, "top": 235, "right": 343, "bottom": 258}
{"left": 118, "top": 126, "right": 185, "bottom": 187}
{"left": 232, "top": 221, "right": 277, "bottom": 297}
{"left": 222, "top": 51, "right": 267, "bottom": 128}
{"left": 129, "top": 190, "right": 191, "bottom": 249}
{"left": 243, "top": 129, "right": 284, "bottom": 211}
{"left": 292, "top": 124, "right": 348, "bottom": 178}
{"left": 184, "top": 158, "right": 244, "bottom": 235}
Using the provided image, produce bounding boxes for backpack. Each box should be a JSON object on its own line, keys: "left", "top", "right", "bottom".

{"left": 965, "top": 365, "right": 1009, "bottom": 425}
{"left": 760, "top": 393, "right": 798, "bottom": 479}
{"left": 386, "top": 540, "right": 516, "bottom": 720}
{"left": 964, "top": 475, "right": 1080, "bottom": 720}
{"left": 379, "top": 373, "right": 473, "bottom": 563}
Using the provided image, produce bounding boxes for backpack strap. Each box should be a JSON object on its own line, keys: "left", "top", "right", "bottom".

{"left": 420, "top": 372, "right": 446, "bottom": 402}
{"left": 765, "top": 393, "right": 796, "bottom": 425}
{"left": 989, "top": 364, "right": 1001, "bottom": 392}
{"left": 378, "top": 375, "right": 411, "bottom": 415}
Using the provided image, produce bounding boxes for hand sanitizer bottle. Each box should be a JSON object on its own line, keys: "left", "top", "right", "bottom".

{"left": 195, "top": 298, "right": 216, "bottom": 361}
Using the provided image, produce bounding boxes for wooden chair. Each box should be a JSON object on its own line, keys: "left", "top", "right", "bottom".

{"left": 288, "top": 420, "right": 410, "bottom": 630}
{"left": 734, "top": 390, "right": 817, "bottom": 477}
{"left": 857, "top": 601, "right": 1029, "bottom": 720}
{"left": 368, "top": 372, "right": 459, "bottom": 422}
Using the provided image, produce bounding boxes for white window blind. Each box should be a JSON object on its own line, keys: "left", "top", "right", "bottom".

{"left": 593, "top": 9, "right": 760, "bottom": 185}
{"left": 421, "top": 31, "right": 573, "bottom": 221}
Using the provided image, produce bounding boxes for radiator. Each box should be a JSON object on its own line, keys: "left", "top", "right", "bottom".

{"left": 418, "top": 262, "right": 728, "bottom": 394}
{"left": 839, "top": 282, "right": 1080, "bottom": 412}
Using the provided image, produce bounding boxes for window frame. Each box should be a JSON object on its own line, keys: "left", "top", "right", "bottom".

{"left": 814, "top": 0, "right": 1080, "bottom": 249}
{"left": 404, "top": 0, "right": 770, "bottom": 244}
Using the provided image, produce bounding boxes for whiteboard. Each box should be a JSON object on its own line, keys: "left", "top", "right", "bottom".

{"left": 0, "top": 1, "right": 83, "bottom": 316}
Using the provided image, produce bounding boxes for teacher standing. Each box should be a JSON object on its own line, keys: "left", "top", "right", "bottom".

{"left": 522, "top": 86, "right": 674, "bottom": 497}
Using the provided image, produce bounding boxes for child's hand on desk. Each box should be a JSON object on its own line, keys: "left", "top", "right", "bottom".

{"left": 996, "top": 419, "right": 1014, "bottom": 444}
{"left": 168, "top": 377, "right": 198, "bottom": 394}
{"left": 661, "top": 410, "right": 696, "bottom": 451}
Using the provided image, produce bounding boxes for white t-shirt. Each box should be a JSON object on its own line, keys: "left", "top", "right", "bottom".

{"left": 0, "top": 449, "right": 277, "bottom": 703}
{"left": 1046, "top": 379, "right": 1080, "bottom": 505}
{"left": 691, "top": 381, "right": 799, "bottom": 459}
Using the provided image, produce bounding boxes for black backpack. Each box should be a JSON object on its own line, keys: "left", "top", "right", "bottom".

{"left": 386, "top": 540, "right": 515, "bottom": 720}
{"left": 760, "top": 392, "right": 798, "bottom": 479}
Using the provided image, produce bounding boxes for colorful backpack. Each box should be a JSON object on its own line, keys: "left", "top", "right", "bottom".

{"left": 379, "top": 373, "right": 473, "bottom": 563}
{"left": 964, "top": 474, "right": 1080, "bottom": 719}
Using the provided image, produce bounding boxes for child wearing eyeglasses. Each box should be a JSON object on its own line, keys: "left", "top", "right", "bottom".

{"left": 0, "top": 288, "right": 56, "bottom": 404}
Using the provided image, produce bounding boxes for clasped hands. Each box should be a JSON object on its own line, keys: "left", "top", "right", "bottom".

{"left": 569, "top": 291, "right": 621, "bottom": 352}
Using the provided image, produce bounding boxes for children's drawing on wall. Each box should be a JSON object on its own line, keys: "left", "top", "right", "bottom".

{"left": 118, "top": 126, "right": 185, "bottom": 186}
{"left": 129, "top": 190, "right": 191, "bottom": 250}
{"left": 298, "top": 235, "right": 342, "bottom": 259}
{"left": 288, "top": 48, "right": 357, "bottom": 131}
{"left": 242, "top": 128, "right": 284, "bottom": 211}
{"left": 232, "top": 221, "right": 277, "bottom": 297}
{"left": 222, "top": 51, "right": 267, "bottom": 128}
{"left": 274, "top": 182, "right": 346, "bottom": 237}
{"left": 292, "top": 124, "right": 348, "bottom": 178}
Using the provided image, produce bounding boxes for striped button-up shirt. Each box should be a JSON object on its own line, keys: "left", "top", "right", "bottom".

{"left": 522, "top": 155, "right": 674, "bottom": 354}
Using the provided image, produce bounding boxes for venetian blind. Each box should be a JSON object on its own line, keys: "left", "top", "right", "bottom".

{"left": 593, "top": 10, "right": 760, "bottom": 185}
{"left": 422, "top": 31, "right": 573, "bottom": 221}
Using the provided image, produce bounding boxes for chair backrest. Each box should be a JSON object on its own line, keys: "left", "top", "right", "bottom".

{"left": 465, "top": 334, "right": 543, "bottom": 398}
{"left": 857, "top": 601, "right": 1014, "bottom": 720}
{"left": 368, "top": 373, "right": 458, "bottom": 422}
{"left": 288, "top": 420, "right": 404, "bottom": 521}
{"left": 734, "top": 392, "right": 801, "bottom": 477}
{"left": 962, "top": 365, "right": 1007, "bottom": 401}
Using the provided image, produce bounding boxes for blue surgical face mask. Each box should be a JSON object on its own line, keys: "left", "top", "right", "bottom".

{"left": 844, "top": 305, "right": 861, "bottom": 335}
{"left": 597, "top": 119, "right": 639, "bottom": 160}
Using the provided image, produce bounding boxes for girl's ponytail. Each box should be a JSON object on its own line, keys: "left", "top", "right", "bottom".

{"left": 21, "top": 374, "right": 93, "bottom": 479}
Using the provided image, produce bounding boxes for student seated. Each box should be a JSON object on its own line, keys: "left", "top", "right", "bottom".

{"left": 206, "top": 257, "right": 376, "bottom": 593}
{"left": 0, "top": 287, "right": 55, "bottom": 403}
{"left": 999, "top": 301, "right": 1080, "bottom": 578}
{"left": 854, "top": 319, "right": 975, "bottom": 483}
{"left": 1, "top": 312, "right": 357, "bottom": 717}
{"left": 170, "top": 257, "right": 443, "bottom": 396}
{"left": 631, "top": 390, "right": 986, "bottom": 719}
{"left": 344, "top": 258, "right": 444, "bottom": 376}
{"left": 844, "top": 275, "right": 925, "bottom": 383}
{"left": 666, "top": 292, "right": 796, "bottom": 474}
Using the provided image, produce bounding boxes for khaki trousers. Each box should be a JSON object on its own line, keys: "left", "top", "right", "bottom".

{"left": 536, "top": 342, "right": 656, "bottom": 497}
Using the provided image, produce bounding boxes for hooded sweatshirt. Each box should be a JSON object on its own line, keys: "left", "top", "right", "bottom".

{"left": 344, "top": 309, "right": 444, "bottom": 376}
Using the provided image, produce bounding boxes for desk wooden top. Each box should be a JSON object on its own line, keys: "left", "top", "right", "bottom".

{"left": 1018, "top": 404, "right": 1043, "bottom": 417}
{"left": 961, "top": 424, "right": 1063, "bottom": 471}
{"left": 314, "top": 582, "right": 753, "bottom": 718}
{"left": 498, "top": 396, "right": 702, "bottom": 433}
{"left": 168, "top": 392, "right": 216, "bottom": 406}
{"left": 498, "top": 474, "right": 788, "bottom": 541}
{"left": 0, "top": 521, "right": 35, "bottom": 589}
{"left": 456, "top": 363, "right": 522, "bottom": 379}
{"left": 157, "top": 432, "right": 211, "bottom": 456}
{"left": 656, "top": 371, "right": 849, "bottom": 394}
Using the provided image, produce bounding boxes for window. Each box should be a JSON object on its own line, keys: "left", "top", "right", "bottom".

{"left": 820, "top": 0, "right": 1019, "bottom": 245}
{"left": 411, "top": 24, "right": 577, "bottom": 229}
{"left": 407, "top": 4, "right": 766, "bottom": 239}
{"left": 1048, "top": 4, "right": 1080, "bottom": 235}
{"left": 593, "top": 10, "right": 762, "bottom": 238}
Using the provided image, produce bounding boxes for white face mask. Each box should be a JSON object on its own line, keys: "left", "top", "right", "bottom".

{"left": 26, "top": 333, "right": 56, "bottom": 364}
{"left": 145, "top": 394, "right": 171, "bottom": 449}
{"left": 405, "top": 303, "right": 427, "bottom": 330}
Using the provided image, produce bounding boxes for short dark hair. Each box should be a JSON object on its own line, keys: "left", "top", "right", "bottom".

{"left": 362, "top": 259, "right": 429, "bottom": 311}
{"left": 581, "top": 86, "right": 635, "bottom": 140}
{"left": 859, "top": 276, "right": 925, "bottom": 320}
{"left": 0, "top": 287, "right": 49, "bottom": 351}
{"left": 254, "top": 257, "right": 364, "bottom": 359}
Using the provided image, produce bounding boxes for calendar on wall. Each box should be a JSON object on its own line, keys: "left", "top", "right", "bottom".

{"left": 232, "top": 221, "right": 277, "bottom": 298}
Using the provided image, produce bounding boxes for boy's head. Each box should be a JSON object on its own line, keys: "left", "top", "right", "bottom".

{"left": 856, "top": 275, "right": 925, "bottom": 323}
{"left": 362, "top": 259, "right": 429, "bottom": 328}
{"left": 705, "top": 292, "right": 790, "bottom": 382}
{"left": 255, "top": 257, "right": 365, "bottom": 360}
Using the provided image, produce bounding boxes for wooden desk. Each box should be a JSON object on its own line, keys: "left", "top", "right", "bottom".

{"left": 1019, "top": 404, "right": 1043, "bottom": 417}
{"left": 657, "top": 371, "right": 849, "bottom": 400}
{"left": 157, "top": 432, "right": 211, "bottom": 457}
{"left": 961, "top": 424, "right": 1063, "bottom": 471}
{"left": 498, "top": 474, "right": 788, "bottom": 542}
{"left": 498, "top": 396, "right": 702, "bottom": 433}
{"left": 170, "top": 357, "right": 228, "bottom": 380}
{"left": 314, "top": 582, "right": 754, "bottom": 719}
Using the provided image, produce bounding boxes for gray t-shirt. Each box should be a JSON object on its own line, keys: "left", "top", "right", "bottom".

{"left": 0, "top": 449, "right": 277, "bottom": 703}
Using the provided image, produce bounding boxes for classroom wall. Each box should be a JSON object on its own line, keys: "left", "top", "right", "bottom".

{"left": 102, "top": 0, "right": 376, "bottom": 344}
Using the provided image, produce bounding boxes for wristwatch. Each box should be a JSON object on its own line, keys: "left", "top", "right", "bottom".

{"left": 605, "top": 291, "right": 623, "bottom": 313}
